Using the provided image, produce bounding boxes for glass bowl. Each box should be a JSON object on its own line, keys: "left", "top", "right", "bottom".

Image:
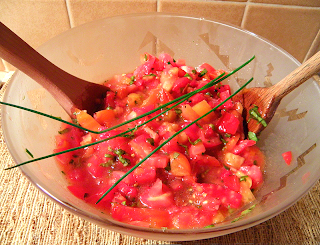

{"left": 2, "top": 13, "right": 320, "bottom": 241}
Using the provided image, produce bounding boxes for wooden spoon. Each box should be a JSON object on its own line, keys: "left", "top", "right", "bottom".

{"left": 234, "top": 51, "right": 320, "bottom": 136}
{"left": 0, "top": 22, "right": 108, "bottom": 117}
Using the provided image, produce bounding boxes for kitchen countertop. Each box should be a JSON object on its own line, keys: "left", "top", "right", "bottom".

{"left": 0, "top": 76, "right": 320, "bottom": 245}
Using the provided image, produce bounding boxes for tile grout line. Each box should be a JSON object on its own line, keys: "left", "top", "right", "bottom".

{"left": 64, "top": 0, "right": 73, "bottom": 29}
{"left": 304, "top": 28, "right": 320, "bottom": 63}
{"left": 240, "top": 1, "right": 251, "bottom": 29}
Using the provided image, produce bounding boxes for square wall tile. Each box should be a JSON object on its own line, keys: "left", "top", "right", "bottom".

{"left": 0, "top": 0, "right": 70, "bottom": 49}
{"left": 243, "top": 4, "right": 320, "bottom": 62}
{"left": 249, "top": 0, "right": 320, "bottom": 7}
{"left": 0, "top": 0, "right": 71, "bottom": 71}
{"left": 67, "top": 0, "right": 157, "bottom": 27}
{"left": 158, "top": 0, "right": 246, "bottom": 27}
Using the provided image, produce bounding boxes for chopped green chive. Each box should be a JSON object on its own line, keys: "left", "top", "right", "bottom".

{"left": 239, "top": 175, "right": 249, "bottom": 182}
{"left": 184, "top": 73, "right": 192, "bottom": 80}
{"left": 129, "top": 76, "right": 135, "bottom": 85}
{"left": 249, "top": 105, "right": 267, "bottom": 127}
{"left": 58, "top": 128, "right": 71, "bottom": 135}
{"left": 146, "top": 138, "right": 155, "bottom": 146}
{"left": 25, "top": 148, "right": 34, "bottom": 158}
{"left": 199, "top": 68, "right": 208, "bottom": 77}
{"left": 173, "top": 152, "right": 180, "bottom": 159}
{"left": 248, "top": 131, "right": 259, "bottom": 142}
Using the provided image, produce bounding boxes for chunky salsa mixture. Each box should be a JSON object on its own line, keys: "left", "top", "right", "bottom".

{"left": 55, "top": 53, "right": 265, "bottom": 229}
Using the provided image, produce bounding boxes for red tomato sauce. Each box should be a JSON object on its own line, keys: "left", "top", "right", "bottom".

{"left": 55, "top": 53, "right": 265, "bottom": 229}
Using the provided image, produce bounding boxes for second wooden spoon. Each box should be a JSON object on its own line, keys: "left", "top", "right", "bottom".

{"left": 234, "top": 51, "right": 320, "bottom": 136}
{"left": 0, "top": 22, "right": 109, "bottom": 117}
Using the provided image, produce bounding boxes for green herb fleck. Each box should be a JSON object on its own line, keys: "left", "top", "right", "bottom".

{"left": 239, "top": 175, "right": 249, "bottom": 182}
{"left": 144, "top": 54, "right": 148, "bottom": 61}
{"left": 223, "top": 164, "right": 230, "bottom": 170}
{"left": 204, "top": 224, "right": 215, "bottom": 228}
{"left": 129, "top": 75, "right": 135, "bottom": 85}
{"left": 248, "top": 131, "right": 259, "bottom": 142}
{"left": 220, "top": 137, "right": 227, "bottom": 145}
{"left": 115, "top": 148, "right": 126, "bottom": 156}
{"left": 118, "top": 155, "right": 130, "bottom": 166}
{"left": 249, "top": 105, "right": 267, "bottom": 127}
{"left": 100, "top": 160, "right": 114, "bottom": 167}
{"left": 146, "top": 138, "right": 155, "bottom": 146}
{"left": 61, "top": 171, "right": 66, "bottom": 175}
{"left": 231, "top": 204, "right": 256, "bottom": 223}
{"left": 225, "top": 133, "right": 231, "bottom": 138}
{"left": 173, "top": 152, "right": 180, "bottom": 160}
{"left": 25, "top": 148, "right": 34, "bottom": 158}
{"left": 188, "top": 137, "right": 202, "bottom": 145}
{"left": 199, "top": 68, "right": 208, "bottom": 77}
{"left": 104, "top": 153, "right": 114, "bottom": 159}
{"left": 184, "top": 73, "right": 192, "bottom": 80}
{"left": 144, "top": 73, "right": 156, "bottom": 77}
{"left": 174, "top": 108, "right": 182, "bottom": 114}
{"left": 58, "top": 128, "right": 71, "bottom": 135}
{"left": 167, "top": 61, "right": 171, "bottom": 65}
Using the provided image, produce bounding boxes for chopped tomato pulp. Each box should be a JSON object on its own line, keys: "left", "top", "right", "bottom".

{"left": 55, "top": 53, "right": 265, "bottom": 229}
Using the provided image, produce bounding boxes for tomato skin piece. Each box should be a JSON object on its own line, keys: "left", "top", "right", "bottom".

{"left": 282, "top": 151, "right": 292, "bottom": 166}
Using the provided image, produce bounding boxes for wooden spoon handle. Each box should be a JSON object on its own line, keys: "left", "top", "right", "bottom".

{"left": 0, "top": 22, "right": 73, "bottom": 95}
{"left": 273, "top": 51, "right": 320, "bottom": 100}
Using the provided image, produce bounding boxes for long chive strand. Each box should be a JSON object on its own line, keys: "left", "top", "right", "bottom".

{"left": 96, "top": 77, "right": 254, "bottom": 203}
{"left": 0, "top": 54, "right": 254, "bottom": 135}
{"left": 4, "top": 77, "right": 222, "bottom": 170}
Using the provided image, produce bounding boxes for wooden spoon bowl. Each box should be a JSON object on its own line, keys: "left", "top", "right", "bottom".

{"left": 234, "top": 51, "right": 320, "bottom": 136}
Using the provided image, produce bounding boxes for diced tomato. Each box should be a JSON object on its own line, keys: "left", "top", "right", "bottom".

{"left": 224, "top": 152, "right": 245, "bottom": 169}
{"left": 239, "top": 165, "right": 263, "bottom": 189}
{"left": 139, "top": 179, "right": 174, "bottom": 208}
{"left": 189, "top": 141, "right": 206, "bottom": 158}
{"left": 129, "top": 134, "right": 154, "bottom": 158}
{"left": 75, "top": 109, "right": 101, "bottom": 132}
{"left": 132, "top": 166, "right": 157, "bottom": 185}
{"left": 233, "top": 140, "right": 256, "bottom": 155}
{"left": 172, "top": 77, "right": 190, "bottom": 95}
{"left": 180, "top": 104, "right": 199, "bottom": 121}
{"left": 170, "top": 152, "right": 191, "bottom": 176}
{"left": 192, "top": 100, "right": 215, "bottom": 123}
{"left": 282, "top": 151, "right": 292, "bottom": 166}
{"left": 143, "top": 154, "right": 169, "bottom": 169}
{"left": 216, "top": 112, "right": 240, "bottom": 135}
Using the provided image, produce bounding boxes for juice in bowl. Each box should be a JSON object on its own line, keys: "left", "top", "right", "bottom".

{"left": 2, "top": 13, "right": 320, "bottom": 241}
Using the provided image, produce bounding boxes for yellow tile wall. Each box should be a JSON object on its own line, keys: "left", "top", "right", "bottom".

{"left": 0, "top": 0, "right": 319, "bottom": 72}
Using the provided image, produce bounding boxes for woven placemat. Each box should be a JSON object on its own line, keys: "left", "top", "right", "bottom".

{"left": 0, "top": 78, "right": 319, "bottom": 245}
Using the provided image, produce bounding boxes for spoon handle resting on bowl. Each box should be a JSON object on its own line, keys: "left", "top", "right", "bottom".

{"left": 239, "top": 51, "right": 320, "bottom": 135}
{"left": 0, "top": 22, "right": 108, "bottom": 117}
